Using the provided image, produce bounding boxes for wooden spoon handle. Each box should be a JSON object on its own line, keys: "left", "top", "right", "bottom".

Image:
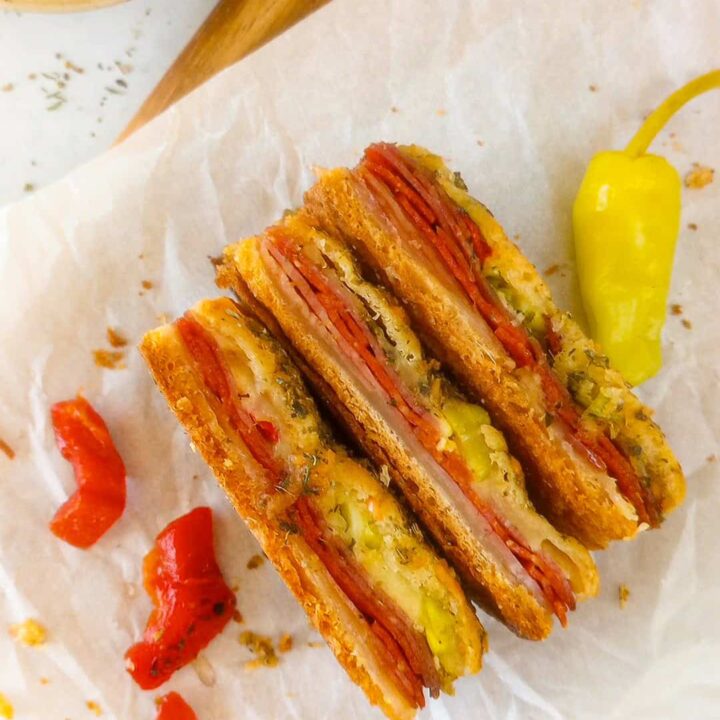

{"left": 117, "top": 0, "right": 329, "bottom": 143}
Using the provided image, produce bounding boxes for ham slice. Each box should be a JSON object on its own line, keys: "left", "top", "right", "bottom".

{"left": 360, "top": 143, "right": 657, "bottom": 527}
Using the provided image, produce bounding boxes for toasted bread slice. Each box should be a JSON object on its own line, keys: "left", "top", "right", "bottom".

{"left": 141, "top": 298, "right": 485, "bottom": 720}
{"left": 219, "top": 224, "right": 598, "bottom": 641}
{"left": 301, "top": 144, "right": 684, "bottom": 547}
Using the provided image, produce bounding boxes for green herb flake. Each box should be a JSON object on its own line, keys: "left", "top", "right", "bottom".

{"left": 452, "top": 171, "right": 468, "bottom": 191}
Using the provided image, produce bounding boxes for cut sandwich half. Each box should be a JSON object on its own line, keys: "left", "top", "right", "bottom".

{"left": 300, "top": 142, "right": 685, "bottom": 548}
{"left": 140, "top": 298, "right": 485, "bottom": 720}
{"left": 219, "top": 217, "right": 598, "bottom": 641}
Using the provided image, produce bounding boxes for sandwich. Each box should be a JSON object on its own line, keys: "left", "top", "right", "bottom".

{"left": 299, "top": 142, "right": 685, "bottom": 548}
{"left": 140, "top": 297, "right": 485, "bottom": 720}
{"left": 218, "top": 216, "right": 598, "bottom": 641}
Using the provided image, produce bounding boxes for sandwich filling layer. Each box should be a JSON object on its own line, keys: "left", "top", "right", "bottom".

{"left": 262, "top": 225, "right": 597, "bottom": 625}
{"left": 171, "top": 300, "right": 484, "bottom": 707}
{"left": 355, "top": 143, "right": 657, "bottom": 527}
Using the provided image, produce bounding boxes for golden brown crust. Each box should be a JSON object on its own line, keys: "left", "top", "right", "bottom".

{"left": 140, "top": 326, "right": 418, "bottom": 720}
{"left": 302, "top": 169, "right": 641, "bottom": 548}
{"left": 220, "top": 239, "right": 556, "bottom": 640}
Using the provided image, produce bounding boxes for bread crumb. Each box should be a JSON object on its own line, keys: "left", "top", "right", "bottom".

{"left": 0, "top": 693, "right": 13, "bottom": 719}
{"left": 436, "top": 109, "right": 447, "bottom": 117}
{"left": 240, "top": 631, "right": 278, "bottom": 668}
{"left": 307, "top": 641, "right": 324, "bottom": 649}
{"left": 10, "top": 619, "right": 46, "bottom": 646}
{"left": 476, "top": 139, "right": 484, "bottom": 147}
{"left": 141, "top": 279, "right": 154, "bottom": 290}
{"left": 246, "top": 554, "right": 264, "bottom": 570}
{"left": 544, "top": 263, "right": 561, "bottom": 276}
{"left": 684, "top": 163, "right": 714, "bottom": 189}
{"left": 0, "top": 438, "right": 15, "bottom": 460}
{"left": 39, "top": 677, "right": 50, "bottom": 685}
{"left": 670, "top": 303, "right": 683, "bottom": 316}
{"left": 681, "top": 318, "right": 693, "bottom": 330}
{"left": 687, "top": 222, "right": 698, "bottom": 231}
{"left": 86, "top": 700, "right": 102, "bottom": 716}
{"left": 619, "top": 584, "right": 630, "bottom": 608}
{"left": 232, "top": 610, "right": 244, "bottom": 624}
{"left": 64, "top": 59, "right": 84, "bottom": 74}
{"left": 1, "top": 83, "right": 13, "bottom": 93}
{"left": 278, "top": 634, "right": 293, "bottom": 653}
{"left": 93, "top": 350, "right": 126, "bottom": 370}
{"left": 707, "top": 454, "right": 717, "bottom": 463}
{"left": 106, "top": 327, "right": 128, "bottom": 348}
{"left": 390, "top": 106, "right": 399, "bottom": 113}
{"left": 588, "top": 84, "right": 598, "bottom": 92}
{"left": 192, "top": 653, "right": 216, "bottom": 687}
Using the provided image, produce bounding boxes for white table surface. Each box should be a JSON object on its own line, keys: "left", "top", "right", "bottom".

{"left": 0, "top": 0, "right": 217, "bottom": 209}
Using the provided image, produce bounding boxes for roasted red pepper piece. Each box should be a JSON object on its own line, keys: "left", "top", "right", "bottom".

{"left": 156, "top": 692, "right": 198, "bottom": 720}
{"left": 125, "top": 507, "right": 236, "bottom": 690}
{"left": 49, "top": 396, "right": 126, "bottom": 548}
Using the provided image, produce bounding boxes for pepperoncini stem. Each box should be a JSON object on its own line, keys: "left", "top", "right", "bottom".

{"left": 625, "top": 69, "right": 720, "bottom": 157}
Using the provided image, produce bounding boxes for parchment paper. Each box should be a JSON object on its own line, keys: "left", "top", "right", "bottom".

{"left": 1, "top": 1, "right": 719, "bottom": 718}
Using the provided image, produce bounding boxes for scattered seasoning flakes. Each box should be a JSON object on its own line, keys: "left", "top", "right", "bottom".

{"left": 193, "top": 654, "right": 216, "bottom": 687}
{"left": 544, "top": 263, "right": 561, "bottom": 276}
{"left": 306, "top": 641, "right": 323, "bottom": 649}
{"left": 240, "top": 631, "right": 278, "bottom": 668}
{"left": 0, "top": 438, "right": 15, "bottom": 460}
{"left": 687, "top": 222, "right": 698, "bottom": 231}
{"left": 684, "top": 163, "right": 714, "bottom": 189}
{"left": 681, "top": 318, "right": 693, "bottom": 330}
{"left": 278, "top": 634, "right": 293, "bottom": 653}
{"left": 10, "top": 619, "right": 46, "bottom": 646}
{"left": 23, "top": 183, "right": 35, "bottom": 193}
{"left": 246, "top": 554, "right": 265, "bottom": 570}
{"left": 476, "top": 139, "right": 484, "bottom": 146}
{"left": 390, "top": 105, "right": 399, "bottom": 113}
{"left": 0, "top": 692, "right": 13, "bottom": 719}
{"left": 141, "top": 280, "right": 154, "bottom": 290}
{"left": 115, "top": 61, "right": 134, "bottom": 75}
{"left": 618, "top": 584, "right": 630, "bottom": 609}
{"left": 106, "top": 327, "right": 128, "bottom": 348}
{"left": 232, "top": 610, "right": 244, "bottom": 624}
{"left": 93, "top": 349, "right": 126, "bottom": 370}
{"left": 86, "top": 700, "right": 102, "bottom": 716}
{"left": 1, "top": 83, "right": 13, "bottom": 93}
{"left": 116, "top": 78, "right": 128, "bottom": 89}
{"left": 670, "top": 303, "right": 683, "bottom": 316}
{"left": 64, "top": 60, "right": 84, "bottom": 74}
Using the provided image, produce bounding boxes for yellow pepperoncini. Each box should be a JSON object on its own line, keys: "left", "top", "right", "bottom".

{"left": 573, "top": 70, "right": 720, "bottom": 386}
